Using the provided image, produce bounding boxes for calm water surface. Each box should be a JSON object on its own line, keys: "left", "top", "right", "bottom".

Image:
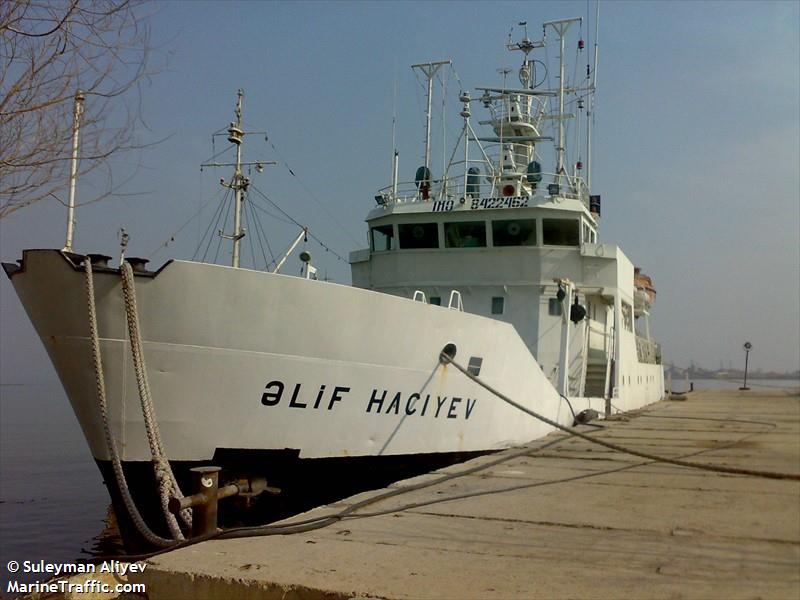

{"left": 0, "top": 383, "right": 109, "bottom": 596}
{"left": 1, "top": 377, "right": 798, "bottom": 596}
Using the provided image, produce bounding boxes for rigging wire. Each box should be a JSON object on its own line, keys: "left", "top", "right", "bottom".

{"left": 243, "top": 197, "right": 257, "bottom": 270}
{"left": 249, "top": 200, "right": 296, "bottom": 227}
{"left": 434, "top": 69, "right": 463, "bottom": 165}
{"left": 212, "top": 195, "right": 231, "bottom": 265}
{"left": 249, "top": 185, "right": 348, "bottom": 263}
{"left": 248, "top": 201, "right": 294, "bottom": 234}
{"left": 268, "top": 236, "right": 304, "bottom": 272}
{"left": 412, "top": 68, "right": 429, "bottom": 163}
{"left": 247, "top": 196, "right": 273, "bottom": 270}
{"left": 199, "top": 143, "right": 236, "bottom": 167}
{"left": 148, "top": 188, "right": 225, "bottom": 260}
{"left": 259, "top": 134, "right": 361, "bottom": 246}
{"left": 195, "top": 188, "right": 230, "bottom": 262}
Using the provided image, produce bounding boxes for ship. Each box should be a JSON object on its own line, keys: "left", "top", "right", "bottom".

{"left": 3, "top": 16, "right": 664, "bottom": 548}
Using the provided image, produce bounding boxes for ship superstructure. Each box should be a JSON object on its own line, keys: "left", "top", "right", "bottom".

{"left": 352, "top": 18, "right": 662, "bottom": 406}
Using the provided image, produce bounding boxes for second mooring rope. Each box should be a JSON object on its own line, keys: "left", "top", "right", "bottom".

{"left": 440, "top": 352, "right": 800, "bottom": 481}
{"left": 119, "top": 261, "right": 192, "bottom": 535}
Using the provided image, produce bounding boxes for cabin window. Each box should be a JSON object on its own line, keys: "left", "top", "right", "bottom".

{"left": 444, "top": 221, "right": 486, "bottom": 248}
{"left": 399, "top": 223, "right": 439, "bottom": 249}
{"left": 548, "top": 297, "right": 562, "bottom": 316}
{"left": 492, "top": 219, "right": 536, "bottom": 246}
{"left": 370, "top": 224, "right": 394, "bottom": 251}
{"left": 542, "top": 219, "right": 580, "bottom": 246}
{"left": 467, "top": 356, "right": 483, "bottom": 376}
{"left": 583, "top": 223, "right": 590, "bottom": 243}
{"left": 491, "top": 297, "right": 505, "bottom": 314}
{"left": 429, "top": 296, "right": 441, "bottom": 306}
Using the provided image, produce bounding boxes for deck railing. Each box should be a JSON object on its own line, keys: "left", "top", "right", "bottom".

{"left": 376, "top": 162, "right": 588, "bottom": 207}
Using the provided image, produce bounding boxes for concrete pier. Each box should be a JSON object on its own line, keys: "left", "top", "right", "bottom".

{"left": 129, "top": 388, "right": 800, "bottom": 599}
{"left": 34, "top": 388, "right": 800, "bottom": 599}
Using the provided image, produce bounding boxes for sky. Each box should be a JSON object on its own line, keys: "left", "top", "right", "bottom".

{"left": 1, "top": 0, "right": 799, "bottom": 381}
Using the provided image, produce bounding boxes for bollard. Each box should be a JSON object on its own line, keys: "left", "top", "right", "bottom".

{"left": 190, "top": 466, "right": 221, "bottom": 537}
{"left": 169, "top": 471, "right": 281, "bottom": 538}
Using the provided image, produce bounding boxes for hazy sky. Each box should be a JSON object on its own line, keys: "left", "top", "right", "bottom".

{"left": 1, "top": 0, "right": 798, "bottom": 381}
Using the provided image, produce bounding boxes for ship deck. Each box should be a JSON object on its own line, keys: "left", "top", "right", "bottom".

{"left": 54, "top": 388, "right": 800, "bottom": 599}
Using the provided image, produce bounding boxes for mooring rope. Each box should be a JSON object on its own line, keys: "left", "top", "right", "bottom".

{"left": 119, "top": 261, "right": 192, "bottom": 535}
{"left": 84, "top": 259, "right": 178, "bottom": 547}
{"left": 440, "top": 352, "right": 800, "bottom": 481}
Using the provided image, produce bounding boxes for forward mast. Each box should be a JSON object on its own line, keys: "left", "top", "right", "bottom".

{"left": 200, "top": 89, "right": 275, "bottom": 268}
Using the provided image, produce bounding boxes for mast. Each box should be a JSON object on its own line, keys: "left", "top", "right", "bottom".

{"left": 230, "top": 90, "right": 245, "bottom": 268}
{"left": 63, "top": 90, "right": 85, "bottom": 252}
{"left": 411, "top": 61, "right": 451, "bottom": 175}
{"left": 203, "top": 89, "right": 275, "bottom": 268}
{"left": 461, "top": 91, "right": 470, "bottom": 193}
{"left": 544, "top": 18, "right": 581, "bottom": 184}
{"left": 588, "top": 2, "right": 600, "bottom": 191}
{"left": 391, "top": 76, "right": 399, "bottom": 198}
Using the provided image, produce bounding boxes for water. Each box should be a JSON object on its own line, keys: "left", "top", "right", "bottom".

{"left": 1, "top": 377, "right": 798, "bottom": 597}
{"left": 0, "top": 383, "right": 110, "bottom": 596}
{"left": 670, "top": 377, "right": 800, "bottom": 393}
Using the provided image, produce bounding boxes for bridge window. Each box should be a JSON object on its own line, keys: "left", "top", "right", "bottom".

{"left": 370, "top": 224, "right": 395, "bottom": 251}
{"left": 542, "top": 219, "right": 579, "bottom": 246}
{"left": 399, "top": 223, "right": 439, "bottom": 249}
{"left": 492, "top": 219, "right": 536, "bottom": 246}
{"left": 444, "top": 221, "right": 486, "bottom": 248}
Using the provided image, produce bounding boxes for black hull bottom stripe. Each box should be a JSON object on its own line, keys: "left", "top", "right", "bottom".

{"left": 95, "top": 448, "right": 491, "bottom": 552}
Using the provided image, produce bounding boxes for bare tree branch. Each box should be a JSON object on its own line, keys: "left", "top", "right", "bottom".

{"left": 0, "top": 0, "right": 159, "bottom": 218}
{"left": 5, "top": 1, "right": 79, "bottom": 37}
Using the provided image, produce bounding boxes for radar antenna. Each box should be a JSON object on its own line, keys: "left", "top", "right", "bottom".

{"left": 506, "top": 21, "right": 544, "bottom": 89}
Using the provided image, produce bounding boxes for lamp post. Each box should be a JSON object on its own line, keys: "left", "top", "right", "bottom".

{"left": 739, "top": 342, "right": 752, "bottom": 390}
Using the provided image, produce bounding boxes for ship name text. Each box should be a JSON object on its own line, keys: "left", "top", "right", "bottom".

{"left": 261, "top": 381, "right": 350, "bottom": 410}
{"left": 366, "top": 389, "right": 477, "bottom": 420}
{"left": 260, "top": 380, "right": 477, "bottom": 420}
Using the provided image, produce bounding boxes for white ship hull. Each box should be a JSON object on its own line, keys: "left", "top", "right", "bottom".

{"left": 5, "top": 250, "right": 645, "bottom": 465}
